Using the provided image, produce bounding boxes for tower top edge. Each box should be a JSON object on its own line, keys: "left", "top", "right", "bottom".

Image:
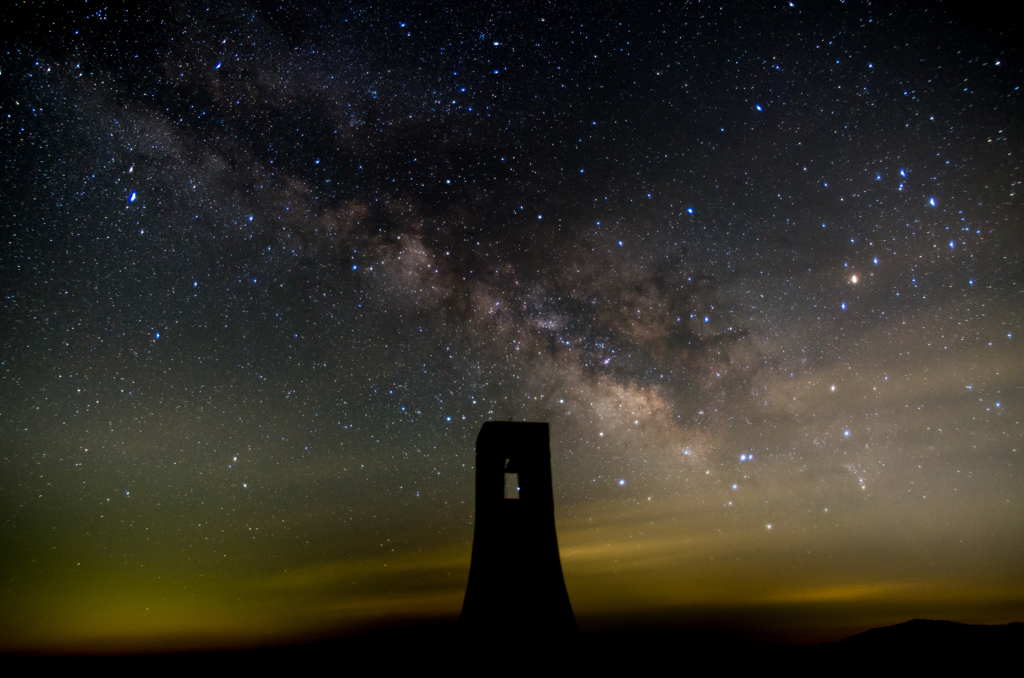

{"left": 476, "top": 421, "right": 550, "bottom": 452}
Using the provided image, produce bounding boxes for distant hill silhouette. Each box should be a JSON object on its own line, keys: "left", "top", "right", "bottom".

{"left": 809, "top": 618, "right": 1022, "bottom": 665}
{"left": 830, "top": 618, "right": 1021, "bottom": 646}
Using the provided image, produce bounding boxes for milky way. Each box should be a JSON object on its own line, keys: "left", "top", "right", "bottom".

{"left": 1, "top": 2, "right": 1022, "bottom": 651}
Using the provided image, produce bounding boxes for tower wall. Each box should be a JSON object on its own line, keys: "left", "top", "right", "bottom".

{"left": 459, "top": 421, "right": 578, "bottom": 635}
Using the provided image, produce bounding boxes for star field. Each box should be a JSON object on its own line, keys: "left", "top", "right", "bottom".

{"left": 1, "top": 1, "right": 1022, "bottom": 651}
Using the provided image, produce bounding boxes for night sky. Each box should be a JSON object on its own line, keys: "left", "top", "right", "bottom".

{"left": 2, "top": 1, "right": 1022, "bottom": 653}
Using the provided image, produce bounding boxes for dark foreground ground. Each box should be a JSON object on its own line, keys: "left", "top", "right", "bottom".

{"left": 5, "top": 619, "right": 1021, "bottom": 670}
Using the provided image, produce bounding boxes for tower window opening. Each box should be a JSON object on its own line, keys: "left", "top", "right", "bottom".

{"left": 504, "top": 472, "right": 520, "bottom": 499}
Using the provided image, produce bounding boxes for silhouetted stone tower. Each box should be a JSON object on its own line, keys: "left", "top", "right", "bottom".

{"left": 459, "top": 421, "right": 578, "bottom": 635}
